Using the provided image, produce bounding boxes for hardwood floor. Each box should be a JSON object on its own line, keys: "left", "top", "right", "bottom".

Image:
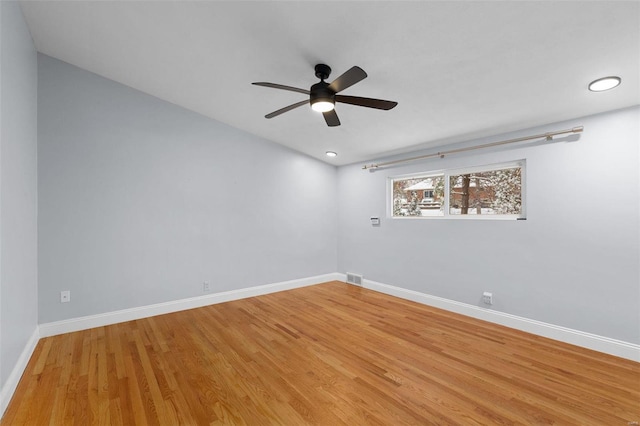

{"left": 2, "top": 281, "right": 639, "bottom": 425}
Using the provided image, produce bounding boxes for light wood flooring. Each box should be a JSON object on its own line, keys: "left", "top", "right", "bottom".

{"left": 2, "top": 281, "right": 639, "bottom": 425}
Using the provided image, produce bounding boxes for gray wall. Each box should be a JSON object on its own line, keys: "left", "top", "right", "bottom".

{"left": 0, "top": 1, "right": 39, "bottom": 388}
{"left": 337, "top": 106, "right": 639, "bottom": 344}
{"left": 38, "top": 54, "right": 337, "bottom": 323}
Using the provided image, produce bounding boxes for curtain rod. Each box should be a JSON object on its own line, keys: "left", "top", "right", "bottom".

{"left": 361, "top": 126, "right": 584, "bottom": 170}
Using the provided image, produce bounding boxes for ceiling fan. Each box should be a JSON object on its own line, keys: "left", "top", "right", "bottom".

{"left": 252, "top": 64, "right": 398, "bottom": 127}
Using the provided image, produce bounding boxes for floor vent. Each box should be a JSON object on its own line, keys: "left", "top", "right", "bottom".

{"left": 346, "top": 272, "right": 363, "bottom": 286}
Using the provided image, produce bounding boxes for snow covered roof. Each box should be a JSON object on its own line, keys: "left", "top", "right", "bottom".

{"left": 405, "top": 176, "right": 494, "bottom": 191}
{"left": 405, "top": 179, "right": 436, "bottom": 191}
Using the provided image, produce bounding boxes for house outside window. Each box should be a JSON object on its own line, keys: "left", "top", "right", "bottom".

{"left": 392, "top": 175, "right": 445, "bottom": 217}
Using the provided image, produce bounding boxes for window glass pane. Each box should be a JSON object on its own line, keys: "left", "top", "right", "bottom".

{"left": 392, "top": 175, "right": 444, "bottom": 217}
{"left": 449, "top": 167, "right": 522, "bottom": 215}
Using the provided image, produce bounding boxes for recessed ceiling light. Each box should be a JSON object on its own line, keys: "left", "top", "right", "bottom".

{"left": 325, "top": 151, "right": 337, "bottom": 157}
{"left": 588, "top": 76, "right": 621, "bottom": 92}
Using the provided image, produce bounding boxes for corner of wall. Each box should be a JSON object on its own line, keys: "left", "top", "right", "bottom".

{"left": 0, "top": 327, "right": 39, "bottom": 419}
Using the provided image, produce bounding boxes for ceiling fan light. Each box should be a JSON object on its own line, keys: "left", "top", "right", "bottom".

{"left": 588, "top": 76, "right": 621, "bottom": 92}
{"left": 311, "top": 100, "right": 335, "bottom": 112}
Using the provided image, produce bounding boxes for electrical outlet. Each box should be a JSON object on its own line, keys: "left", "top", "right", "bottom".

{"left": 60, "top": 290, "right": 71, "bottom": 303}
{"left": 482, "top": 291, "right": 493, "bottom": 305}
{"left": 203, "top": 281, "right": 210, "bottom": 292}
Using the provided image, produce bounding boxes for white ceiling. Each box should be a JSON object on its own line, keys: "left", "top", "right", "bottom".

{"left": 20, "top": 1, "right": 640, "bottom": 166}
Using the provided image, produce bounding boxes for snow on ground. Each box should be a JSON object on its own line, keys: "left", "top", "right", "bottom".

{"left": 398, "top": 208, "right": 498, "bottom": 217}
{"left": 448, "top": 208, "right": 496, "bottom": 215}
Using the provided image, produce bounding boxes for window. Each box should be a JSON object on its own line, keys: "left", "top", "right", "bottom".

{"left": 390, "top": 161, "right": 525, "bottom": 219}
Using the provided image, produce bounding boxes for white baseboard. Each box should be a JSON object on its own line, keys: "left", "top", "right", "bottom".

{"left": 39, "top": 273, "right": 342, "bottom": 338}
{"left": 358, "top": 278, "right": 640, "bottom": 362}
{"left": 0, "top": 327, "right": 40, "bottom": 418}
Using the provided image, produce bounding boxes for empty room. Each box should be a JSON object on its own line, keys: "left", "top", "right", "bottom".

{"left": 1, "top": 1, "right": 639, "bottom": 424}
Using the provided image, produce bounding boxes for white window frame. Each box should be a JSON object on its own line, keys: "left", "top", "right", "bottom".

{"left": 388, "top": 160, "right": 526, "bottom": 220}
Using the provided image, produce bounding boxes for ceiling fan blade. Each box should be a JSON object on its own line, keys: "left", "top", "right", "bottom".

{"left": 252, "top": 82, "right": 310, "bottom": 95}
{"left": 265, "top": 100, "right": 308, "bottom": 119}
{"left": 327, "top": 66, "right": 367, "bottom": 93}
{"left": 335, "top": 95, "right": 398, "bottom": 110}
{"left": 323, "top": 109, "right": 341, "bottom": 127}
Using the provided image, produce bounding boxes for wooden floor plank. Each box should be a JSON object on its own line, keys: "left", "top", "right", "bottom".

{"left": 2, "top": 281, "right": 639, "bottom": 425}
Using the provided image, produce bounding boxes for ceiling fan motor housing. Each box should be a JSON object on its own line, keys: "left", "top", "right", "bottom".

{"left": 310, "top": 81, "right": 335, "bottom": 108}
